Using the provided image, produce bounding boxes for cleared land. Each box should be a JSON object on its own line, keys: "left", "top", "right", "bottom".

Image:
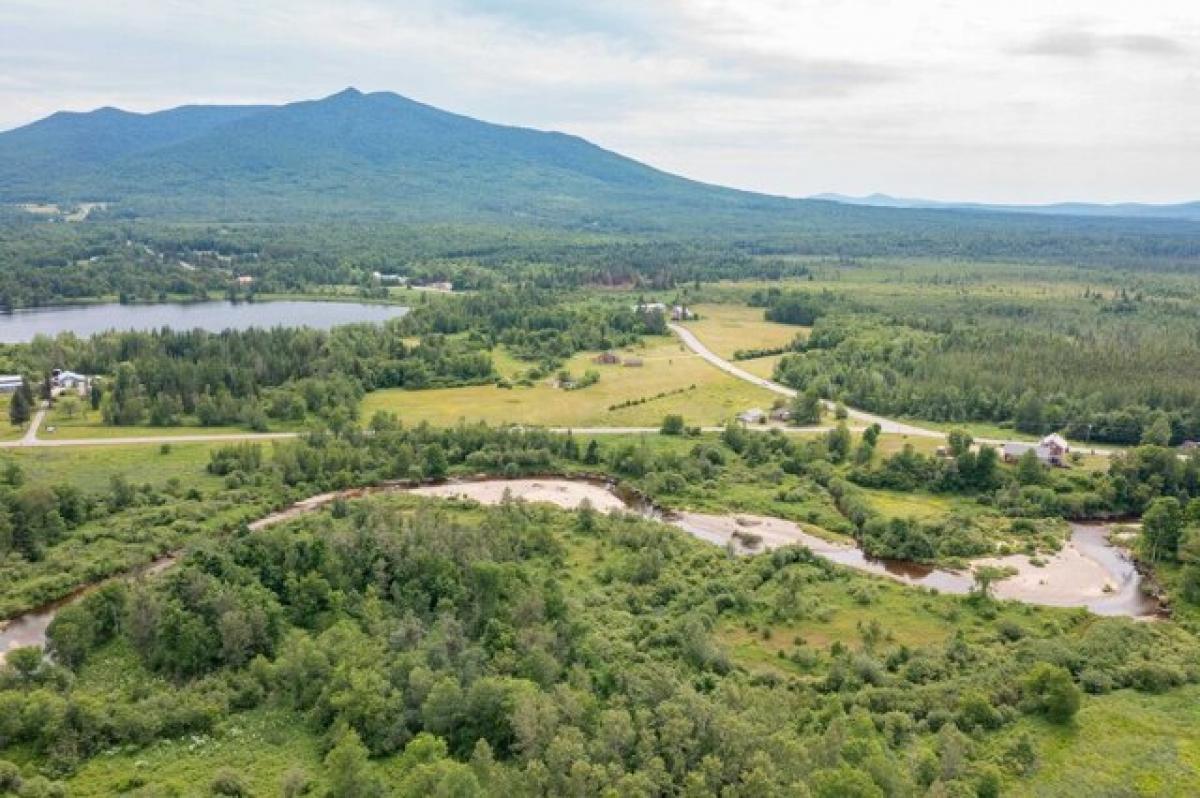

{"left": 6, "top": 441, "right": 225, "bottom": 492}
{"left": 38, "top": 404, "right": 305, "bottom": 440}
{"left": 363, "top": 336, "right": 780, "bottom": 428}
{"left": 684, "top": 303, "right": 804, "bottom": 379}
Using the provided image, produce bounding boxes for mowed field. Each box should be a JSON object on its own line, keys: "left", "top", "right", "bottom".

{"left": 683, "top": 303, "right": 806, "bottom": 379}
{"left": 38, "top": 405, "right": 257, "bottom": 440}
{"left": 8, "top": 441, "right": 226, "bottom": 492}
{"left": 363, "top": 336, "right": 780, "bottom": 428}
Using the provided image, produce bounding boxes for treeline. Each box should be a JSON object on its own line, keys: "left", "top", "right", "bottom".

{"left": 775, "top": 306, "right": 1200, "bottom": 445}
{"left": 401, "top": 288, "right": 666, "bottom": 363}
{"left": 14, "top": 323, "right": 493, "bottom": 429}
{"left": 0, "top": 224, "right": 227, "bottom": 309}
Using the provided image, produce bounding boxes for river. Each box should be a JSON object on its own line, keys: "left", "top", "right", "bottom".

{"left": 0, "top": 300, "right": 409, "bottom": 342}
{"left": 0, "top": 478, "right": 1160, "bottom": 661}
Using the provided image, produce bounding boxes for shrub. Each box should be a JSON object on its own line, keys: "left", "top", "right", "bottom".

{"left": 210, "top": 768, "right": 249, "bottom": 796}
{"left": 1020, "top": 663, "right": 1081, "bottom": 723}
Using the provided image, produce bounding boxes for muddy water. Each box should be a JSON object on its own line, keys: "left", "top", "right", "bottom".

{"left": 0, "top": 555, "right": 176, "bottom": 663}
{"left": 0, "top": 480, "right": 1161, "bottom": 658}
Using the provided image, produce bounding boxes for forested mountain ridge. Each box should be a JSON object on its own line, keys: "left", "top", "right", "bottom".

{"left": 4, "top": 88, "right": 1199, "bottom": 240}
{"left": 0, "top": 88, "right": 799, "bottom": 224}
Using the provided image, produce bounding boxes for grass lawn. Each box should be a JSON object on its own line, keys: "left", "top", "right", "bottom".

{"left": 863, "top": 488, "right": 961, "bottom": 522}
{"left": 684, "top": 303, "right": 806, "bottom": 360}
{"left": 873, "top": 434, "right": 945, "bottom": 456}
{"left": 362, "top": 337, "right": 780, "bottom": 428}
{"left": 7, "top": 441, "right": 225, "bottom": 493}
{"left": 39, "top": 405, "right": 292, "bottom": 439}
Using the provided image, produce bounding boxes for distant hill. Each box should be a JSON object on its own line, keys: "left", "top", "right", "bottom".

{"left": 1, "top": 88, "right": 1196, "bottom": 237}
{"left": 812, "top": 193, "right": 1200, "bottom": 223}
{"left": 0, "top": 88, "right": 805, "bottom": 225}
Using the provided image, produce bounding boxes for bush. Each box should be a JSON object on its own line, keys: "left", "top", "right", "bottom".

{"left": 210, "top": 768, "right": 249, "bottom": 796}
{"left": 660, "top": 414, "right": 685, "bottom": 435}
{"left": 1021, "top": 663, "right": 1081, "bottom": 723}
{"left": 0, "top": 760, "right": 21, "bottom": 792}
{"left": 1079, "top": 668, "right": 1115, "bottom": 694}
{"left": 1126, "top": 661, "right": 1184, "bottom": 693}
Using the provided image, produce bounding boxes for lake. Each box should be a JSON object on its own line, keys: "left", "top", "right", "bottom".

{"left": 0, "top": 300, "right": 410, "bottom": 343}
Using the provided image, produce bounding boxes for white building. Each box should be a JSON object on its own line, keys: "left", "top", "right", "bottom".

{"left": 1002, "top": 434, "right": 1071, "bottom": 467}
{"left": 737, "top": 408, "right": 766, "bottom": 424}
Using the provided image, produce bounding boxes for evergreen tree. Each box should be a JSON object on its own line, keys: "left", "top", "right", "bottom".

{"left": 8, "top": 388, "right": 30, "bottom": 427}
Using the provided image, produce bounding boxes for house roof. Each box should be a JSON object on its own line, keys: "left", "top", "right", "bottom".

{"left": 1040, "top": 433, "right": 1069, "bottom": 449}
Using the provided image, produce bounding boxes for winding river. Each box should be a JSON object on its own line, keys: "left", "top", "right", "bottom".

{"left": 0, "top": 478, "right": 1160, "bottom": 661}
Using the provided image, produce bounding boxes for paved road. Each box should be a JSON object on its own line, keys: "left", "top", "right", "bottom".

{"left": 668, "top": 323, "right": 942, "bottom": 438}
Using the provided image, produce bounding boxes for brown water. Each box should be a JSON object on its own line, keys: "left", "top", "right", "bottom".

{"left": 0, "top": 480, "right": 1161, "bottom": 659}
{"left": 0, "top": 555, "right": 175, "bottom": 663}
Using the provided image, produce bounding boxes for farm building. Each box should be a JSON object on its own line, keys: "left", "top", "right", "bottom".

{"left": 1002, "top": 434, "right": 1071, "bottom": 466}
{"left": 738, "top": 408, "right": 766, "bottom": 424}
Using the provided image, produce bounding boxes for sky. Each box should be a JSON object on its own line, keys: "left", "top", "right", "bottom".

{"left": 1, "top": 0, "right": 1197, "bottom": 204}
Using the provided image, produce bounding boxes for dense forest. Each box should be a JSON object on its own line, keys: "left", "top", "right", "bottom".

{"left": 1, "top": 488, "right": 1197, "bottom": 795}
{"left": 766, "top": 288, "right": 1200, "bottom": 445}
{"left": 4, "top": 212, "right": 1200, "bottom": 309}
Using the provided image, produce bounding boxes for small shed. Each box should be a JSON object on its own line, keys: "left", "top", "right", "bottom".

{"left": 738, "top": 408, "right": 766, "bottom": 424}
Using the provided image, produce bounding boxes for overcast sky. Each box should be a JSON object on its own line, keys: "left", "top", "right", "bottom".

{"left": 2, "top": 0, "right": 1197, "bottom": 203}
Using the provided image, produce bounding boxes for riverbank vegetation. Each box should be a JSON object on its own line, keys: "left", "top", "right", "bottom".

{"left": 3, "top": 491, "right": 1199, "bottom": 795}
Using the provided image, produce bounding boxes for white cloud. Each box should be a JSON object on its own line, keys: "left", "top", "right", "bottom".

{"left": 0, "top": 0, "right": 1197, "bottom": 203}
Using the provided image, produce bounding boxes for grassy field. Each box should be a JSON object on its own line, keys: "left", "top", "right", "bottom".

{"left": 362, "top": 336, "right": 781, "bottom": 428}
{"left": 6, "top": 441, "right": 225, "bottom": 493}
{"left": 684, "top": 303, "right": 806, "bottom": 358}
{"left": 39, "top": 405, "right": 296, "bottom": 439}
{"left": 862, "top": 488, "right": 961, "bottom": 522}
{"left": 1000, "top": 686, "right": 1200, "bottom": 797}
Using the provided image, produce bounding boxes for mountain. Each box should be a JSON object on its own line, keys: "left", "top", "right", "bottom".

{"left": 0, "top": 88, "right": 801, "bottom": 225}
{"left": 812, "top": 193, "right": 1200, "bottom": 223}
{"left": 1, "top": 89, "right": 1196, "bottom": 233}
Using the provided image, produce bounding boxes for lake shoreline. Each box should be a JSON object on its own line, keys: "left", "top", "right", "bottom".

{"left": 0, "top": 299, "right": 410, "bottom": 343}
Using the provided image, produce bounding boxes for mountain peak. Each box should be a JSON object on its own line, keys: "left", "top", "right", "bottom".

{"left": 326, "top": 87, "right": 364, "bottom": 101}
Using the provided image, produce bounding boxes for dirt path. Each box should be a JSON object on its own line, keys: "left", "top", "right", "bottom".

{"left": 17, "top": 403, "right": 47, "bottom": 445}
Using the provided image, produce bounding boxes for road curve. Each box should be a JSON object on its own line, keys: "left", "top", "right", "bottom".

{"left": 668, "top": 323, "right": 942, "bottom": 438}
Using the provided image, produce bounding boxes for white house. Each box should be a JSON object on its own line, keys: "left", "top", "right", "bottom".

{"left": 0, "top": 375, "right": 23, "bottom": 393}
